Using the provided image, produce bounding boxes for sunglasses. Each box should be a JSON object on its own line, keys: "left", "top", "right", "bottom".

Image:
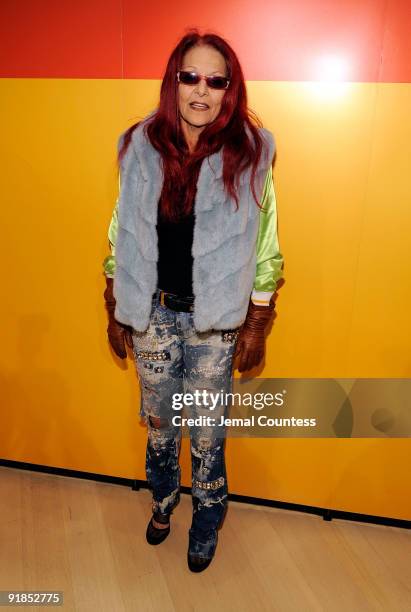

{"left": 177, "top": 70, "right": 230, "bottom": 90}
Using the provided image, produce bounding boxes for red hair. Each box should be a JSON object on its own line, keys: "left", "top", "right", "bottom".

{"left": 118, "top": 28, "right": 267, "bottom": 222}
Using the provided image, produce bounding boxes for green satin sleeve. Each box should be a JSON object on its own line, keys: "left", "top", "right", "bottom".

{"left": 102, "top": 172, "right": 120, "bottom": 278}
{"left": 253, "top": 166, "right": 284, "bottom": 292}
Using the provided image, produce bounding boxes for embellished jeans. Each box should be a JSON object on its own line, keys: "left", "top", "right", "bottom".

{"left": 131, "top": 288, "right": 240, "bottom": 558}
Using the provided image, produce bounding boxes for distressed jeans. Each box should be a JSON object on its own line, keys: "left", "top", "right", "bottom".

{"left": 131, "top": 288, "right": 240, "bottom": 559}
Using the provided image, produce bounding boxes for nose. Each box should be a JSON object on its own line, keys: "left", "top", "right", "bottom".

{"left": 195, "top": 76, "right": 208, "bottom": 95}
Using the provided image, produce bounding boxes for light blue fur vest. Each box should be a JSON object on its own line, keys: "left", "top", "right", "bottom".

{"left": 113, "top": 113, "right": 275, "bottom": 333}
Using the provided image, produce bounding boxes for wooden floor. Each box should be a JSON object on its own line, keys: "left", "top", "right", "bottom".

{"left": 0, "top": 467, "right": 410, "bottom": 612}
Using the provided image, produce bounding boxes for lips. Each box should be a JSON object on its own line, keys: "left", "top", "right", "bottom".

{"left": 190, "top": 102, "right": 209, "bottom": 109}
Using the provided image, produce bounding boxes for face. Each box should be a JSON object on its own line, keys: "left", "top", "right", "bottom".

{"left": 177, "top": 44, "right": 228, "bottom": 130}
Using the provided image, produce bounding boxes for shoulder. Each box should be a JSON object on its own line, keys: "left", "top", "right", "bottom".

{"left": 117, "top": 131, "right": 126, "bottom": 153}
{"left": 117, "top": 110, "right": 157, "bottom": 153}
{"left": 257, "top": 127, "right": 276, "bottom": 164}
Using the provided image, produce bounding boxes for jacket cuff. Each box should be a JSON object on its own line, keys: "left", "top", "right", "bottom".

{"left": 250, "top": 289, "right": 274, "bottom": 306}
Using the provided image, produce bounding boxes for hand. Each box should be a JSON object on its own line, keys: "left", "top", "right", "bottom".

{"left": 104, "top": 277, "right": 134, "bottom": 359}
{"left": 107, "top": 316, "right": 134, "bottom": 359}
{"left": 234, "top": 296, "right": 276, "bottom": 372}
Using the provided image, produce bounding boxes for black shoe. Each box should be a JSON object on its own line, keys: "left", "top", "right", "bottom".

{"left": 146, "top": 510, "right": 171, "bottom": 545}
{"left": 187, "top": 552, "right": 213, "bottom": 572}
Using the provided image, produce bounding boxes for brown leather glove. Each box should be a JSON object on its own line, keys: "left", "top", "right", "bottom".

{"left": 103, "top": 277, "right": 134, "bottom": 359}
{"left": 234, "top": 295, "right": 276, "bottom": 372}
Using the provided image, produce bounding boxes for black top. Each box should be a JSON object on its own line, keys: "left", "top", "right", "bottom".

{"left": 156, "top": 204, "right": 195, "bottom": 297}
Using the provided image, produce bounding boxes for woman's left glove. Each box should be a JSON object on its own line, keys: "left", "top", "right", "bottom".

{"left": 234, "top": 296, "right": 276, "bottom": 372}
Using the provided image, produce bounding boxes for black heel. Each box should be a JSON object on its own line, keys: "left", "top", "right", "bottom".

{"left": 146, "top": 510, "right": 171, "bottom": 545}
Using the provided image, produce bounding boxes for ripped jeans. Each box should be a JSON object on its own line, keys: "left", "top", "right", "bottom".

{"left": 131, "top": 288, "right": 240, "bottom": 558}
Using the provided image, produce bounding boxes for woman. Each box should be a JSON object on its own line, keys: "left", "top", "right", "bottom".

{"left": 103, "top": 29, "right": 283, "bottom": 572}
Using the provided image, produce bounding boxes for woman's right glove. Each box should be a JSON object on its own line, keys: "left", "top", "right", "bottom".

{"left": 103, "top": 277, "right": 133, "bottom": 359}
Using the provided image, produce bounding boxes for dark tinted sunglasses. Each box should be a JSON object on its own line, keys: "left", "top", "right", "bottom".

{"left": 177, "top": 70, "right": 230, "bottom": 90}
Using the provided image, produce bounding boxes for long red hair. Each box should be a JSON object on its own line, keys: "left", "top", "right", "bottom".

{"left": 118, "top": 28, "right": 266, "bottom": 222}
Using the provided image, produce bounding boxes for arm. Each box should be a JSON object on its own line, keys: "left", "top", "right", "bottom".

{"left": 250, "top": 165, "right": 284, "bottom": 306}
{"left": 102, "top": 171, "right": 120, "bottom": 278}
{"left": 103, "top": 169, "right": 133, "bottom": 359}
{"left": 235, "top": 164, "right": 284, "bottom": 372}
{"left": 103, "top": 129, "right": 129, "bottom": 278}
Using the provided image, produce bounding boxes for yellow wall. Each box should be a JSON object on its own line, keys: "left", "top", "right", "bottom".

{"left": 1, "top": 79, "right": 410, "bottom": 520}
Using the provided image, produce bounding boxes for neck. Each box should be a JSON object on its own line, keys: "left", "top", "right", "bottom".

{"left": 180, "top": 115, "right": 205, "bottom": 153}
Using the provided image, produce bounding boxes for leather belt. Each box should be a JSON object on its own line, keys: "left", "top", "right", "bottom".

{"left": 158, "top": 289, "right": 194, "bottom": 313}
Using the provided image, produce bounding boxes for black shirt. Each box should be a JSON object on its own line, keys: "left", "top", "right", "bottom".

{"left": 156, "top": 204, "right": 195, "bottom": 297}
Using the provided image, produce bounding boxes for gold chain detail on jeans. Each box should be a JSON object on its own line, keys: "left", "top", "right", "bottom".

{"left": 194, "top": 476, "right": 225, "bottom": 490}
{"left": 136, "top": 349, "right": 171, "bottom": 360}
